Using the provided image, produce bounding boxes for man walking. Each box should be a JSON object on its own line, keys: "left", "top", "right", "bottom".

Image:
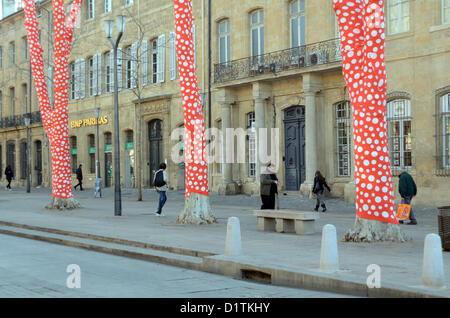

{"left": 74, "top": 164, "right": 83, "bottom": 191}
{"left": 153, "top": 163, "right": 168, "bottom": 216}
{"left": 398, "top": 167, "right": 417, "bottom": 225}
{"left": 5, "top": 165, "right": 13, "bottom": 191}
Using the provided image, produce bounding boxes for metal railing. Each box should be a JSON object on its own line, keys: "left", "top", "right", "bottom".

{"left": 0, "top": 111, "right": 42, "bottom": 129}
{"left": 214, "top": 38, "right": 342, "bottom": 84}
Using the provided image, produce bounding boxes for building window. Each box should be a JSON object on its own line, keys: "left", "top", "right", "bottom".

{"left": 23, "top": 36, "right": 28, "bottom": 61}
{"left": 290, "top": 0, "right": 305, "bottom": 48}
{"left": 437, "top": 92, "right": 450, "bottom": 171}
{"left": 387, "top": 0, "right": 410, "bottom": 35}
{"left": 125, "top": 46, "right": 133, "bottom": 89}
{"left": 250, "top": 10, "right": 264, "bottom": 64}
{"left": 0, "top": 47, "right": 3, "bottom": 69}
{"left": 387, "top": 99, "right": 412, "bottom": 169}
{"left": 22, "top": 84, "right": 27, "bottom": 114}
{"left": 70, "top": 62, "right": 76, "bottom": 100}
{"left": 335, "top": 101, "right": 351, "bottom": 177}
{"left": 125, "top": 0, "right": 133, "bottom": 5}
{"left": 10, "top": 87, "right": 15, "bottom": 117}
{"left": 247, "top": 112, "right": 256, "bottom": 177}
{"left": 20, "top": 141, "right": 27, "bottom": 180}
{"left": 0, "top": 91, "right": 3, "bottom": 119}
{"left": 88, "top": 0, "right": 95, "bottom": 19}
{"left": 443, "top": 0, "right": 450, "bottom": 24}
{"left": 151, "top": 39, "right": 158, "bottom": 84}
{"left": 104, "top": 0, "right": 111, "bottom": 13}
{"left": 10, "top": 42, "right": 15, "bottom": 65}
{"left": 105, "top": 51, "right": 112, "bottom": 93}
{"left": 218, "top": 19, "right": 230, "bottom": 64}
{"left": 88, "top": 134, "right": 96, "bottom": 174}
{"left": 88, "top": 56, "right": 95, "bottom": 97}
{"left": 7, "top": 143, "right": 15, "bottom": 178}
{"left": 70, "top": 136, "right": 77, "bottom": 173}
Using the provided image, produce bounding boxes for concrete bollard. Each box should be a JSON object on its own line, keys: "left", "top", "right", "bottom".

{"left": 320, "top": 224, "right": 339, "bottom": 272}
{"left": 225, "top": 217, "right": 242, "bottom": 256}
{"left": 422, "top": 233, "right": 445, "bottom": 288}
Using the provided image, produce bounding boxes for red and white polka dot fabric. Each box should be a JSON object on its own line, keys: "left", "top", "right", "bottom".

{"left": 173, "top": 0, "right": 209, "bottom": 198}
{"left": 333, "top": 0, "right": 397, "bottom": 224}
{"left": 24, "top": 0, "right": 82, "bottom": 200}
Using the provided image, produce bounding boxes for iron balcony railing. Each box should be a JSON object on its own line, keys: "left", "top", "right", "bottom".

{"left": 214, "top": 38, "right": 342, "bottom": 84}
{"left": 0, "top": 111, "right": 42, "bottom": 129}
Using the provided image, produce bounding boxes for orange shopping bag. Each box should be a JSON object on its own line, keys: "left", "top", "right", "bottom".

{"left": 396, "top": 203, "right": 411, "bottom": 220}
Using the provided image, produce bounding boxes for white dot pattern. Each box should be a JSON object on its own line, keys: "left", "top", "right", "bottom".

{"left": 24, "top": 0, "right": 82, "bottom": 200}
{"left": 173, "top": 0, "right": 209, "bottom": 198}
{"left": 333, "top": 0, "right": 398, "bottom": 224}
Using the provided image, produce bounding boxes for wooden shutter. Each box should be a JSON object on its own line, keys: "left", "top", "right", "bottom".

{"left": 96, "top": 53, "right": 102, "bottom": 95}
{"left": 142, "top": 40, "right": 148, "bottom": 86}
{"left": 157, "top": 34, "right": 165, "bottom": 83}
{"left": 169, "top": 32, "right": 176, "bottom": 80}
{"left": 131, "top": 42, "right": 138, "bottom": 89}
{"left": 117, "top": 48, "right": 123, "bottom": 91}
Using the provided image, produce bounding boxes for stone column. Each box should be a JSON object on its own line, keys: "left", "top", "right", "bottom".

{"left": 300, "top": 73, "right": 322, "bottom": 197}
{"left": 217, "top": 89, "right": 238, "bottom": 195}
{"left": 252, "top": 82, "right": 271, "bottom": 193}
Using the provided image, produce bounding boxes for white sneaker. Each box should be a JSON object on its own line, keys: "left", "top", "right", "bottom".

{"left": 154, "top": 212, "right": 160, "bottom": 216}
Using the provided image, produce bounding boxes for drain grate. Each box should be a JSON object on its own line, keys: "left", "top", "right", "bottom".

{"left": 241, "top": 269, "right": 272, "bottom": 284}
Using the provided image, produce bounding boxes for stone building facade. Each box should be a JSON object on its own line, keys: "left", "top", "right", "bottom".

{"left": 0, "top": 0, "right": 449, "bottom": 206}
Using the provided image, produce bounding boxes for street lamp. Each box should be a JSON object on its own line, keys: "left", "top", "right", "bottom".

{"left": 94, "top": 107, "right": 102, "bottom": 198}
{"left": 24, "top": 114, "right": 31, "bottom": 193}
{"left": 104, "top": 15, "right": 126, "bottom": 216}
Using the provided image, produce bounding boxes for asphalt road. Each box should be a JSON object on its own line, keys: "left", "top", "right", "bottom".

{"left": 0, "top": 233, "right": 354, "bottom": 298}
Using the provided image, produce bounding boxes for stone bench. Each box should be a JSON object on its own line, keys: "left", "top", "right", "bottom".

{"left": 253, "top": 210, "right": 319, "bottom": 235}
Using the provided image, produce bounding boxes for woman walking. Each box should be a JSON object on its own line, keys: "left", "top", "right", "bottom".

{"left": 5, "top": 165, "right": 13, "bottom": 191}
{"left": 313, "top": 170, "right": 331, "bottom": 212}
{"left": 260, "top": 163, "right": 278, "bottom": 210}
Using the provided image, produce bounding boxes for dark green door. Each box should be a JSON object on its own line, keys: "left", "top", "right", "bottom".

{"left": 149, "top": 119, "right": 163, "bottom": 187}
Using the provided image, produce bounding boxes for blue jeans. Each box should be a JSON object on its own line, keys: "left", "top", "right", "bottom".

{"left": 157, "top": 191, "right": 167, "bottom": 214}
{"left": 402, "top": 196, "right": 416, "bottom": 222}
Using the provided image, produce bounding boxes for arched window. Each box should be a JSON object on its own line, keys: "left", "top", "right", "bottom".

{"left": 438, "top": 92, "right": 450, "bottom": 169}
{"left": 218, "top": 19, "right": 230, "bottom": 64}
{"left": 335, "top": 101, "right": 351, "bottom": 177}
{"left": 387, "top": 99, "right": 412, "bottom": 169}
{"left": 247, "top": 112, "right": 256, "bottom": 177}
{"left": 290, "top": 0, "right": 305, "bottom": 48}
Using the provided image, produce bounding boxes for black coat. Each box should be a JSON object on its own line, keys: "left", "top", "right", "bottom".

{"left": 313, "top": 176, "right": 330, "bottom": 194}
{"left": 5, "top": 167, "right": 13, "bottom": 180}
{"left": 76, "top": 167, "right": 83, "bottom": 180}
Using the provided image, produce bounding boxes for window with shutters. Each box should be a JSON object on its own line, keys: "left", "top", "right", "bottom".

{"left": 126, "top": 46, "right": 132, "bottom": 89}
{"left": 387, "top": 98, "right": 412, "bottom": 169}
{"left": 142, "top": 40, "right": 149, "bottom": 86}
{"left": 169, "top": 32, "right": 177, "bottom": 80}
{"left": 105, "top": 51, "right": 112, "bottom": 93}
{"left": 151, "top": 39, "right": 158, "bottom": 84}
{"left": 157, "top": 35, "right": 166, "bottom": 83}
{"left": 218, "top": 20, "right": 230, "bottom": 65}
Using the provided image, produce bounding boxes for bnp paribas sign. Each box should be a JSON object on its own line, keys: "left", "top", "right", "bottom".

{"left": 70, "top": 116, "right": 109, "bottom": 129}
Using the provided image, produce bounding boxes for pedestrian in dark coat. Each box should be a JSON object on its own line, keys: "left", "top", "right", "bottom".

{"left": 5, "top": 165, "right": 13, "bottom": 190}
{"left": 260, "top": 164, "right": 278, "bottom": 210}
{"left": 313, "top": 170, "right": 331, "bottom": 212}
{"left": 74, "top": 164, "right": 83, "bottom": 191}
{"left": 398, "top": 168, "right": 417, "bottom": 225}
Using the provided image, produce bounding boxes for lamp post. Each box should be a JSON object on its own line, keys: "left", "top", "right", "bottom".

{"left": 94, "top": 107, "right": 102, "bottom": 198}
{"left": 24, "top": 115, "right": 31, "bottom": 193}
{"left": 104, "top": 16, "right": 126, "bottom": 216}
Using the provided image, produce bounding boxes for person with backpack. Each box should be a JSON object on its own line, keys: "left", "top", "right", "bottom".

{"left": 398, "top": 167, "right": 418, "bottom": 225}
{"left": 5, "top": 165, "right": 13, "bottom": 191}
{"left": 153, "top": 163, "right": 168, "bottom": 216}
{"left": 313, "top": 170, "right": 331, "bottom": 212}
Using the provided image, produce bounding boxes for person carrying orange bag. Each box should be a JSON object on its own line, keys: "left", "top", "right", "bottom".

{"left": 398, "top": 167, "right": 418, "bottom": 225}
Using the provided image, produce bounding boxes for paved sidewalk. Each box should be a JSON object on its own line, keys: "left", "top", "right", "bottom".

{"left": 0, "top": 186, "right": 449, "bottom": 297}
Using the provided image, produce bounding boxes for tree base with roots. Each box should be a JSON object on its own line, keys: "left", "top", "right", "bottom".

{"left": 343, "top": 217, "right": 410, "bottom": 242}
{"left": 177, "top": 193, "right": 216, "bottom": 225}
{"left": 45, "top": 197, "right": 81, "bottom": 210}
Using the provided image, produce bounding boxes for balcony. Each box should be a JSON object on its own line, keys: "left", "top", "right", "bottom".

{"left": 0, "top": 111, "right": 42, "bottom": 129}
{"left": 214, "top": 38, "right": 342, "bottom": 85}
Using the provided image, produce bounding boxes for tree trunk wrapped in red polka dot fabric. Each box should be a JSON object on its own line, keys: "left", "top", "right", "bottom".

{"left": 173, "top": 0, "right": 209, "bottom": 199}
{"left": 333, "top": 0, "right": 398, "bottom": 225}
{"left": 23, "top": 0, "right": 83, "bottom": 208}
